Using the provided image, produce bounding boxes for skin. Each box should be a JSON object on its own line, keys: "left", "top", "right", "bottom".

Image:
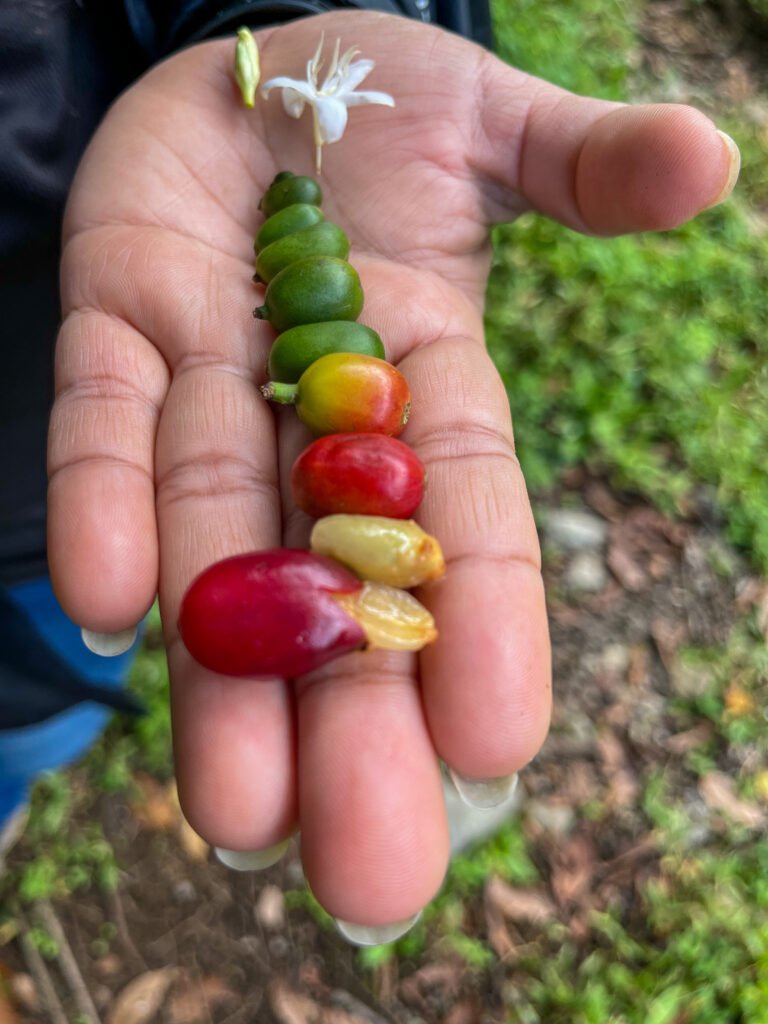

{"left": 47, "top": 12, "right": 737, "bottom": 926}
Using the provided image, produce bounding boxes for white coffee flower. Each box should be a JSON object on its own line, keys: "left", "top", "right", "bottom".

{"left": 261, "top": 35, "right": 395, "bottom": 171}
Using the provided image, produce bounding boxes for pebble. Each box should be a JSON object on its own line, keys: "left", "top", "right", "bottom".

{"left": 543, "top": 710, "right": 597, "bottom": 758}
{"left": 255, "top": 884, "right": 285, "bottom": 930}
{"left": 543, "top": 509, "right": 608, "bottom": 551}
{"left": 268, "top": 934, "right": 290, "bottom": 958}
{"left": 526, "top": 799, "right": 576, "bottom": 836}
{"left": 626, "top": 693, "right": 668, "bottom": 748}
{"left": 9, "top": 974, "right": 37, "bottom": 1013}
{"left": 564, "top": 550, "right": 608, "bottom": 592}
{"left": 595, "top": 642, "right": 631, "bottom": 678}
{"left": 172, "top": 879, "right": 197, "bottom": 904}
{"left": 285, "top": 855, "right": 305, "bottom": 888}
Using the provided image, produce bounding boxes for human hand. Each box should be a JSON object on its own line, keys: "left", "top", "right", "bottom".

{"left": 48, "top": 11, "right": 739, "bottom": 936}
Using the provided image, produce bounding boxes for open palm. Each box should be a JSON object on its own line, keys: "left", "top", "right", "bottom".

{"left": 48, "top": 11, "right": 735, "bottom": 929}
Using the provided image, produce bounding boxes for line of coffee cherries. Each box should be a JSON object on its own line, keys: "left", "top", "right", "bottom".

{"left": 178, "top": 172, "right": 444, "bottom": 679}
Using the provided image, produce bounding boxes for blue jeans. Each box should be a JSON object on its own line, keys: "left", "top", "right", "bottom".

{"left": 0, "top": 577, "right": 138, "bottom": 823}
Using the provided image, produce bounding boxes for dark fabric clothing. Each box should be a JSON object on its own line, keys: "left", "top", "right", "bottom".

{"left": 122, "top": 0, "right": 490, "bottom": 57}
{"left": 0, "top": 0, "right": 490, "bottom": 726}
{"left": 0, "top": 1, "right": 145, "bottom": 585}
{"left": 0, "top": 587, "right": 142, "bottom": 727}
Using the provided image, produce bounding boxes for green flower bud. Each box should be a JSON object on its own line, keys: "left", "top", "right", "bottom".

{"left": 235, "top": 27, "right": 260, "bottom": 108}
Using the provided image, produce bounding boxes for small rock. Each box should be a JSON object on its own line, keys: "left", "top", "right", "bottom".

{"left": 544, "top": 509, "right": 608, "bottom": 551}
{"left": 284, "top": 855, "right": 305, "bottom": 888}
{"left": 526, "top": 799, "right": 575, "bottom": 836}
{"left": 95, "top": 954, "right": 123, "bottom": 978}
{"left": 255, "top": 884, "right": 285, "bottom": 930}
{"left": 9, "top": 973, "right": 38, "bottom": 1013}
{"left": 172, "top": 880, "right": 196, "bottom": 904}
{"left": 602, "top": 643, "right": 631, "bottom": 675}
{"left": 543, "top": 710, "right": 597, "bottom": 758}
{"left": 626, "top": 694, "right": 668, "bottom": 748}
{"left": 268, "top": 935, "right": 290, "bottom": 959}
{"left": 564, "top": 550, "right": 608, "bottom": 593}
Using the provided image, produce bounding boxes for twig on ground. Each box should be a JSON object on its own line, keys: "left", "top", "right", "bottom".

{"left": 106, "top": 887, "right": 147, "bottom": 968}
{"left": 35, "top": 901, "right": 103, "bottom": 1024}
{"left": 18, "top": 914, "right": 69, "bottom": 1024}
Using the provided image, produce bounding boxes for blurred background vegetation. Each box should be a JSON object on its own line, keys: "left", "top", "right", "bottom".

{"left": 481, "top": 0, "right": 768, "bottom": 1018}
{"left": 486, "top": 0, "right": 768, "bottom": 571}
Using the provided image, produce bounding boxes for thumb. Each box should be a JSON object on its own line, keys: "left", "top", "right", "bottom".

{"left": 472, "top": 54, "right": 740, "bottom": 234}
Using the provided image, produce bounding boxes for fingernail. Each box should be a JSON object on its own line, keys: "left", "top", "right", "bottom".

{"left": 448, "top": 768, "right": 519, "bottom": 809}
{"left": 335, "top": 912, "right": 421, "bottom": 947}
{"left": 81, "top": 626, "right": 138, "bottom": 657}
{"left": 706, "top": 130, "right": 740, "bottom": 208}
{"left": 214, "top": 839, "right": 290, "bottom": 871}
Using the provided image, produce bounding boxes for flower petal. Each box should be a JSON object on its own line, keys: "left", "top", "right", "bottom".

{"left": 262, "top": 76, "right": 318, "bottom": 96}
{"left": 287, "top": 88, "right": 313, "bottom": 118}
{"left": 262, "top": 76, "right": 317, "bottom": 117}
{"left": 337, "top": 58, "right": 375, "bottom": 93}
{"left": 314, "top": 96, "right": 349, "bottom": 144}
{"left": 343, "top": 89, "right": 396, "bottom": 108}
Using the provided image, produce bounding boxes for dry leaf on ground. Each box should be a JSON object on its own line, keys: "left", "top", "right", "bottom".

{"left": 607, "top": 507, "right": 685, "bottom": 591}
{"left": 268, "top": 981, "right": 371, "bottom": 1024}
{"left": 7, "top": 973, "right": 36, "bottom": 1015}
{"left": 628, "top": 643, "right": 651, "bottom": 688}
{"left": 485, "top": 876, "right": 557, "bottom": 925}
{"left": 650, "top": 617, "right": 689, "bottom": 671}
{"left": 699, "top": 772, "right": 766, "bottom": 829}
{"left": 550, "top": 834, "right": 597, "bottom": 908}
{"left": 269, "top": 980, "right": 321, "bottom": 1024}
{"left": 664, "top": 722, "right": 714, "bottom": 755}
{"left": 399, "top": 962, "right": 463, "bottom": 1012}
{"left": 597, "top": 730, "right": 639, "bottom": 809}
{"left": 562, "top": 761, "right": 599, "bottom": 807}
{"left": 166, "top": 976, "right": 237, "bottom": 1024}
{"left": 131, "top": 778, "right": 209, "bottom": 860}
{"left": 607, "top": 544, "right": 649, "bottom": 591}
{"left": 583, "top": 479, "right": 624, "bottom": 522}
{"left": 107, "top": 968, "right": 178, "bottom": 1024}
{"left": 131, "top": 776, "right": 178, "bottom": 831}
